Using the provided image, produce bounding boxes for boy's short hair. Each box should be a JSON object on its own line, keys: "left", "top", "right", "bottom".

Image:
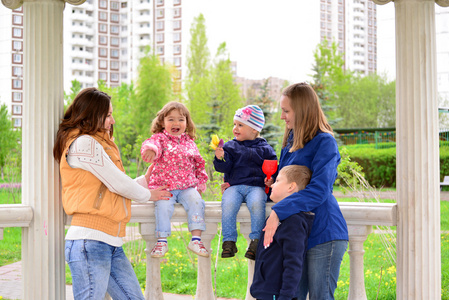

{"left": 280, "top": 165, "right": 312, "bottom": 190}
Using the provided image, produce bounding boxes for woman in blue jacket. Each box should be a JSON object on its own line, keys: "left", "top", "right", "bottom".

{"left": 263, "top": 83, "right": 348, "bottom": 300}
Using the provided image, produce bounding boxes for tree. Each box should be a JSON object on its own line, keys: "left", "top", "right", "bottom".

{"left": 64, "top": 79, "right": 82, "bottom": 110}
{"left": 0, "top": 105, "right": 20, "bottom": 180}
{"left": 132, "top": 47, "right": 174, "bottom": 137}
{"left": 185, "top": 13, "right": 212, "bottom": 127}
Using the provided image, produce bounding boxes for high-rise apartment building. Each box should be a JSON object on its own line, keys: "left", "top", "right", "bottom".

{"left": 320, "top": 0, "right": 377, "bottom": 75}
{"left": 0, "top": 5, "right": 24, "bottom": 127}
{"left": 63, "top": 0, "right": 184, "bottom": 93}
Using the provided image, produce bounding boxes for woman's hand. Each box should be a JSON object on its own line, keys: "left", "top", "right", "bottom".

{"left": 263, "top": 210, "right": 280, "bottom": 248}
{"left": 149, "top": 186, "right": 172, "bottom": 201}
{"left": 144, "top": 164, "right": 154, "bottom": 183}
{"left": 264, "top": 177, "right": 274, "bottom": 188}
{"left": 215, "top": 147, "right": 224, "bottom": 160}
{"left": 221, "top": 182, "right": 230, "bottom": 194}
{"left": 142, "top": 149, "right": 155, "bottom": 163}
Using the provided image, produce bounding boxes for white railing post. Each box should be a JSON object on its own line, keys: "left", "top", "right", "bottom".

{"left": 239, "top": 221, "right": 256, "bottom": 300}
{"left": 140, "top": 222, "right": 164, "bottom": 300}
{"left": 195, "top": 222, "right": 218, "bottom": 300}
{"left": 347, "top": 225, "right": 373, "bottom": 300}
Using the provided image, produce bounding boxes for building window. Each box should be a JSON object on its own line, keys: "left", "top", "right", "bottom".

{"left": 174, "top": 0, "right": 181, "bottom": 5}
{"left": 12, "top": 28, "right": 23, "bottom": 38}
{"left": 174, "top": 57, "right": 181, "bottom": 67}
{"left": 99, "top": 35, "right": 107, "bottom": 45}
{"left": 111, "top": 13, "right": 119, "bottom": 22}
{"left": 111, "top": 25, "right": 119, "bottom": 34}
{"left": 110, "top": 61, "right": 119, "bottom": 70}
{"left": 111, "top": 1, "right": 119, "bottom": 10}
{"left": 157, "top": 46, "right": 164, "bottom": 55}
{"left": 157, "top": 9, "right": 164, "bottom": 19}
{"left": 157, "top": 33, "right": 164, "bottom": 43}
{"left": 13, "top": 41, "right": 23, "bottom": 51}
{"left": 121, "top": 73, "right": 128, "bottom": 79}
{"left": 99, "top": 0, "right": 107, "bottom": 9}
{"left": 111, "top": 37, "right": 119, "bottom": 46}
{"left": 13, "top": 118, "right": 22, "bottom": 127}
{"left": 174, "top": 8, "right": 181, "bottom": 18}
{"left": 12, "top": 66, "right": 22, "bottom": 76}
{"left": 99, "top": 72, "right": 107, "bottom": 81}
{"left": 12, "top": 92, "right": 22, "bottom": 102}
{"left": 174, "top": 45, "right": 181, "bottom": 54}
{"left": 99, "top": 60, "right": 107, "bottom": 69}
{"left": 12, "top": 54, "right": 22, "bottom": 64}
{"left": 13, "top": 6, "right": 23, "bottom": 13}
{"left": 111, "top": 49, "right": 119, "bottom": 58}
{"left": 173, "top": 20, "right": 181, "bottom": 30}
{"left": 157, "top": 21, "right": 164, "bottom": 31}
{"left": 13, "top": 79, "right": 22, "bottom": 89}
{"left": 99, "top": 48, "right": 107, "bottom": 57}
{"left": 110, "top": 73, "right": 119, "bottom": 82}
{"left": 173, "top": 32, "right": 181, "bottom": 42}
{"left": 99, "top": 11, "right": 107, "bottom": 20}
{"left": 121, "top": 25, "right": 128, "bottom": 32}
{"left": 157, "top": 0, "right": 164, "bottom": 6}
{"left": 12, "top": 15, "right": 23, "bottom": 25}
{"left": 12, "top": 105, "right": 22, "bottom": 115}
{"left": 99, "top": 24, "right": 107, "bottom": 33}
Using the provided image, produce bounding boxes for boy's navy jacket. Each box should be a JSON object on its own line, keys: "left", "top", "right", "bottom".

{"left": 272, "top": 131, "right": 348, "bottom": 250}
{"left": 213, "top": 138, "right": 277, "bottom": 187}
{"left": 250, "top": 212, "right": 314, "bottom": 300}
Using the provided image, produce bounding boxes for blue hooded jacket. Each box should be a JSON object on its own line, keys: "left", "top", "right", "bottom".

{"left": 213, "top": 138, "right": 277, "bottom": 187}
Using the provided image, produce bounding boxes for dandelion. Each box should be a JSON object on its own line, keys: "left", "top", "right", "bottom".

{"left": 365, "top": 269, "right": 372, "bottom": 275}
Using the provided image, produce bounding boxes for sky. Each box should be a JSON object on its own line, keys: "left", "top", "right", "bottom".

{"left": 183, "top": 1, "right": 398, "bottom": 83}
{"left": 183, "top": 0, "right": 322, "bottom": 83}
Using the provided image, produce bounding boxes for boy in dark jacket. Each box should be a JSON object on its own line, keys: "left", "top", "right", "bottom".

{"left": 250, "top": 165, "right": 314, "bottom": 300}
{"left": 214, "top": 105, "right": 277, "bottom": 260}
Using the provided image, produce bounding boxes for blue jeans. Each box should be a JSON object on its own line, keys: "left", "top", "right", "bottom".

{"left": 296, "top": 240, "right": 348, "bottom": 300}
{"left": 155, "top": 187, "right": 206, "bottom": 237}
{"left": 65, "top": 240, "right": 145, "bottom": 300}
{"left": 222, "top": 185, "right": 267, "bottom": 241}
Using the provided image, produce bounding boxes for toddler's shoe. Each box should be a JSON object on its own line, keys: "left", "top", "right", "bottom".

{"left": 150, "top": 242, "right": 168, "bottom": 258}
{"left": 244, "top": 239, "right": 258, "bottom": 260}
{"left": 221, "top": 241, "right": 238, "bottom": 258}
{"left": 188, "top": 240, "right": 210, "bottom": 257}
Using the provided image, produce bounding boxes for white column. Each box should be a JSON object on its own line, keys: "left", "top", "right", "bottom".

{"left": 373, "top": 0, "right": 443, "bottom": 298}
{"left": 347, "top": 225, "right": 372, "bottom": 300}
{"left": 195, "top": 223, "right": 217, "bottom": 300}
{"left": 239, "top": 222, "right": 255, "bottom": 300}
{"left": 0, "top": 0, "right": 85, "bottom": 298}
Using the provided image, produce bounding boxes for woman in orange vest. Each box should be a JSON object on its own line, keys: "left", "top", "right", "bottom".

{"left": 53, "top": 88, "right": 171, "bottom": 300}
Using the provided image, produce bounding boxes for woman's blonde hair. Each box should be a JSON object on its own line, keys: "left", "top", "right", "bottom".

{"left": 151, "top": 101, "right": 196, "bottom": 139}
{"left": 281, "top": 82, "right": 333, "bottom": 152}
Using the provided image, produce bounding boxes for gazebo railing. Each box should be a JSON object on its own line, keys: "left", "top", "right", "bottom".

{"left": 0, "top": 201, "right": 397, "bottom": 300}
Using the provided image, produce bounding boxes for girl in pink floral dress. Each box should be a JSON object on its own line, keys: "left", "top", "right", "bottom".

{"left": 141, "top": 101, "right": 209, "bottom": 258}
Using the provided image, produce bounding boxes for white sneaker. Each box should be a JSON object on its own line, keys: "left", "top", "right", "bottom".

{"left": 187, "top": 240, "right": 210, "bottom": 257}
{"left": 150, "top": 242, "right": 168, "bottom": 258}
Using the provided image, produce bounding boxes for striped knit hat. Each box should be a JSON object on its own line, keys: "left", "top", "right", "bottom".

{"left": 234, "top": 105, "right": 265, "bottom": 132}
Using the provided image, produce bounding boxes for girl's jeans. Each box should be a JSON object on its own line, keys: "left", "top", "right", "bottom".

{"left": 296, "top": 240, "right": 348, "bottom": 300}
{"left": 221, "top": 185, "right": 267, "bottom": 241}
{"left": 65, "top": 240, "right": 145, "bottom": 300}
{"left": 155, "top": 187, "right": 206, "bottom": 237}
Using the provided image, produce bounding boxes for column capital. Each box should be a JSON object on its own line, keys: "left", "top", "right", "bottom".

{"left": 1, "top": 0, "right": 22, "bottom": 9}
{"left": 371, "top": 0, "right": 392, "bottom": 5}
{"left": 436, "top": 0, "right": 449, "bottom": 7}
{"left": 2, "top": 0, "right": 86, "bottom": 9}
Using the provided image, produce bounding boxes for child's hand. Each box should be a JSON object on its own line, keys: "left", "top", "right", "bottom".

{"left": 264, "top": 177, "right": 274, "bottom": 187}
{"left": 215, "top": 147, "right": 224, "bottom": 160}
{"left": 221, "top": 182, "right": 230, "bottom": 194}
{"left": 149, "top": 185, "right": 172, "bottom": 201}
{"left": 142, "top": 149, "right": 156, "bottom": 163}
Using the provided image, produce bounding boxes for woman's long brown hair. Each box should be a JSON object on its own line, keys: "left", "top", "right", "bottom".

{"left": 53, "top": 88, "right": 112, "bottom": 163}
{"left": 281, "top": 83, "right": 333, "bottom": 152}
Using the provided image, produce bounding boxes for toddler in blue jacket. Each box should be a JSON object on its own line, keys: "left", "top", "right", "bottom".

{"left": 250, "top": 165, "right": 314, "bottom": 300}
{"left": 213, "top": 105, "right": 277, "bottom": 260}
